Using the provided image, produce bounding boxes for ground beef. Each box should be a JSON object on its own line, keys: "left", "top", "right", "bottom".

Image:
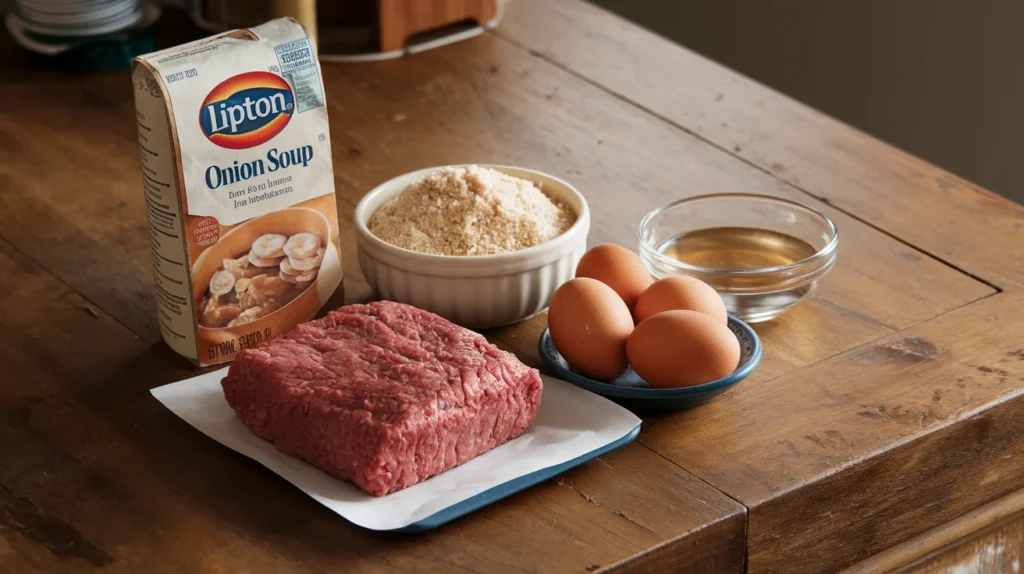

{"left": 221, "top": 301, "right": 543, "bottom": 496}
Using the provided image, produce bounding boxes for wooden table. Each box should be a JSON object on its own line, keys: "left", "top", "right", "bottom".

{"left": 2, "top": 1, "right": 1024, "bottom": 572}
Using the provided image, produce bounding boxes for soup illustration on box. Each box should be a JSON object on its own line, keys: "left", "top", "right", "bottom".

{"left": 132, "top": 18, "right": 342, "bottom": 366}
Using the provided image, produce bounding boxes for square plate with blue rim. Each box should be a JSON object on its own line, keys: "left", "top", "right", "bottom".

{"left": 152, "top": 368, "right": 642, "bottom": 532}
{"left": 539, "top": 316, "right": 762, "bottom": 411}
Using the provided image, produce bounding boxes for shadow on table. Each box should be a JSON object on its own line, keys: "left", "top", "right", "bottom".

{"left": 77, "top": 343, "right": 447, "bottom": 565}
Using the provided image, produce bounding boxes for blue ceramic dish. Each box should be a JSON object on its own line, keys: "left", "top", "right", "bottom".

{"left": 539, "top": 316, "right": 762, "bottom": 411}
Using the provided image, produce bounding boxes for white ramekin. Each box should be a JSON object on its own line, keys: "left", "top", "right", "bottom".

{"left": 354, "top": 165, "right": 590, "bottom": 328}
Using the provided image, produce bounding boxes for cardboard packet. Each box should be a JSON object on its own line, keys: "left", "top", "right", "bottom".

{"left": 132, "top": 18, "right": 342, "bottom": 366}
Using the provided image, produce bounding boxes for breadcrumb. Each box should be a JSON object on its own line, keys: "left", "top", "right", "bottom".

{"left": 368, "top": 166, "right": 576, "bottom": 256}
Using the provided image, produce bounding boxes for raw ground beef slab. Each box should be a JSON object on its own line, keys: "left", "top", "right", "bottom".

{"left": 221, "top": 301, "right": 543, "bottom": 497}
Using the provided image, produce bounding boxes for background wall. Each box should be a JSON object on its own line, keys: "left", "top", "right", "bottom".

{"left": 5, "top": 1, "right": 1019, "bottom": 202}
{"left": 591, "top": 0, "right": 1023, "bottom": 204}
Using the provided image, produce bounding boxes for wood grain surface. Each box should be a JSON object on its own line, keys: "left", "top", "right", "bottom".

{"left": 844, "top": 487, "right": 1024, "bottom": 573}
{"left": 895, "top": 514, "right": 1024, "bottom": 573}
{"left": 1, "top": 2, "right": 1024, "bottom": 572}
{"left": 642, "top": 288, "right": 1024, "bottom": 571}
{"left": 498, "top": 0, "right": 1024, "bottom": 289}
{"left": 0, "top": 32, "right": 992, "bottom": 365}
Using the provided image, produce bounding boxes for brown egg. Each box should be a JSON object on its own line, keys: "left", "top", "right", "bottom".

{"left": 575, "top": 244, "right": 653, "bottom": 312}
{"left": 627, "top": 310, "right": 739, "bottom": 388}
{"left": 548, "top": 278, "right": 634, "bottom": 380}
{"left": 634, "top": 275, "right": 728, "bottom": 324}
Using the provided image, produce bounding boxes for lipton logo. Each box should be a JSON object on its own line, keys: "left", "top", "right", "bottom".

{"left": 199, "top": 72, "right": 294, "bottom": 149}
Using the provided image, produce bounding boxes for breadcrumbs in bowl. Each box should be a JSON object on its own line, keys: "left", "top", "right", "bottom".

{"left": 355, "top": 165, "right": 590, "bottom": 328}
{"left": 367, "top": 165, "right": 577, "bottom": 256}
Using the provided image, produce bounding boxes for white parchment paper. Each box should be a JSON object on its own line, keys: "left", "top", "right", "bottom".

{"left": 151, "top": 369, "right": 641, "bottom": 531}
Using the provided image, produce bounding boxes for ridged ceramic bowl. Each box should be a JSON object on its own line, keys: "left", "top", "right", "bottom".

{"left": 354, "top": 165, "right": 590, "bottom": 328}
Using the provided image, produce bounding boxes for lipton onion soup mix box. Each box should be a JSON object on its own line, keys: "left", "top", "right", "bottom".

{"left": 132, "top": 18, "right": 342, "bottom": 366}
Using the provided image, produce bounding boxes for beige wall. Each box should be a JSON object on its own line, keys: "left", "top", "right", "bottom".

{"left": 593, "top": 0, "right": 1023, "bottom": 203}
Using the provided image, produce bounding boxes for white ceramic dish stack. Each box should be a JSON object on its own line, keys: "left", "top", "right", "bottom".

{"left": 355, "top": 165, "right": 590, "bottom": 329}
{"left": 14, "top": 0, "right": 143, "bottom": 37}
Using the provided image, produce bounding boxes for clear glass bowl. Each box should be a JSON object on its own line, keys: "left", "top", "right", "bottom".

{"left": 637, "top": 194, "right": 838, "bottom": 322}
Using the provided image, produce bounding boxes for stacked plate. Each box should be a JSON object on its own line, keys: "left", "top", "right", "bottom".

{"left": 14, "top": 0, "right": 143, "bottom": 37}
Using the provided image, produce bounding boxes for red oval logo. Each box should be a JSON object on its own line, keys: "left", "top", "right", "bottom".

{"left": 199, "top": 72, "right": 294, "bottom": 149}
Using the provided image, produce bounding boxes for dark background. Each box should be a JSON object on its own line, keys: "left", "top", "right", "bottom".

{"left": 5, "top": 0, "right": 1020, "bottom": 203}
{"left": 591, "top": 0, "right": 1023, "bottom": 204}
